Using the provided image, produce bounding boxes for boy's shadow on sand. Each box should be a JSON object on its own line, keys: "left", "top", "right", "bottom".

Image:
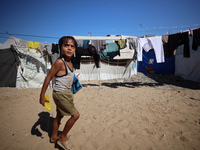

{"left": 31, "top": 112, "right": 64, "bottom": 149}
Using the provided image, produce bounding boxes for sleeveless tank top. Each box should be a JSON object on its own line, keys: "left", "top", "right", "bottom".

{"left": 53, "top": 58, "right": 74, "bottom": 92}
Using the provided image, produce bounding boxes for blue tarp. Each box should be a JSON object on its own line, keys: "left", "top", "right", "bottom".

{"left": 137, "top": 49, "right": 175, "bottom": 75}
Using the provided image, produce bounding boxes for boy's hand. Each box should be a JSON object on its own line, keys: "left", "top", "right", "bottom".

{"left": 39, "top": 97, "right": 49, "bottom": 106}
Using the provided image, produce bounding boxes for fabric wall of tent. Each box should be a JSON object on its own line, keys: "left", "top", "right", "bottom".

{"left": 137, "top": 49, "right": 175, "bottom": 75}
{"left": 75, "top": 57, "right": 137, "bottom": 81}
{"left": 0, "top": 36, "right": 51, "bottom": 88}
{"left": 0, "top": 45, "right": 20, "bottom": 87}
{"left": 175, "top": 35, "right": 200, "bottom": 82}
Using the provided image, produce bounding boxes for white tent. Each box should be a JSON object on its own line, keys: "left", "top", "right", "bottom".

{"left": 175, "top": 35, "right": 200, "bottom": 82}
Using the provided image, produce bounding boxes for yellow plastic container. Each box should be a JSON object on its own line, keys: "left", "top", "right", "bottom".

{"left": 44, "top": 95, "right": 53, "bottom": 111}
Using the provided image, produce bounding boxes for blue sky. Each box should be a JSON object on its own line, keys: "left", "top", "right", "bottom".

{"left": 0, "top": 0, "right": 199, "bottom": 44}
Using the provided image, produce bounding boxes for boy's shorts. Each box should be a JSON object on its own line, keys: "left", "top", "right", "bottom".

{"left": 53, "top": 91, "right": 78, "bottom": 116}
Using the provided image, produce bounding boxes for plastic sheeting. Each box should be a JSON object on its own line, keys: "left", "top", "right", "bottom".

{"left": 137, "top": 49, "right": 175, "bottom": 75}
{"left": 175, "top": 36, "right": 200, "bottom": 82}
{"left": 75, "top": 57, "right": 137, "bottom": 81}
{"left": 16, "top": 47, "right": 52, "bottom": 88}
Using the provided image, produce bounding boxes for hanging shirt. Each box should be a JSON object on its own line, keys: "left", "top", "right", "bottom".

{"left": 115, "top": 39, "right": 127, "bottom": 49}
{"left": 137, "top": 38, "right": 153, "bottom": 61}
{"left": 137, "top": 36, "right": 165, "bottom": 63}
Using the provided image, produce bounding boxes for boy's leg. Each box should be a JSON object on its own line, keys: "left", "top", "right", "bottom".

{"left": 50, "top": 111, "right": 63, "bottom": 143}
{"left": 59, "top": 111, "right": 80, "bottom": 142}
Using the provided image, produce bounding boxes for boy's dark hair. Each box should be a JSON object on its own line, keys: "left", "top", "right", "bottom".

{"left": 58, "top": 36, "right": 77, "bottom": 51}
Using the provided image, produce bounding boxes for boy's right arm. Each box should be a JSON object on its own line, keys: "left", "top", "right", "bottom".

{"left": 39, "top": 60, "right": 62, "bottom": 106}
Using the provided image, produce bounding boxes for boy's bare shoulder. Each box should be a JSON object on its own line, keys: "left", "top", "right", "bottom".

{"left": 53, "top": 59, "right": 64, "bottom": 67}
{"left": 55, "top": 58, "right": 63, "bottom": 63}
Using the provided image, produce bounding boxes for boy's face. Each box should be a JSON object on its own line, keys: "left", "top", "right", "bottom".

{"left": 61, "top": 39, "right": 75, "bottom": 58}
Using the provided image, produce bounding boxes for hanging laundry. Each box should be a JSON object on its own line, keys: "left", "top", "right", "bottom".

{"left": 137, "top": 38, "right": 153, "bottom": 61}
{"left": 106, "top": 39, "right": 114, "bottom": 43}
{"left": 127, "top": 38, "right": 138, "bottom": 50}
{"left": 127, "top": 38, "right": 138, "bottom": 62}
{"left": 73, "top": 45, "right": 100, "bottom": 69}
{"left": 28, "top": 41, "right": 40, "bottom": 51}
{"left": 76, "top": 39, "right": 83, "bottom": 48}
{"left": 166, "top": 32, "right": 190, "bottom": 58}
{"left": 162, "top": 35, "right": 169, "bottom": 57}
{"left": 115, "top": 39, "right": 127, "bottom": 49}
{"left": 192, "top": 28, "right": 200, "bottom": 50}
{"left": 99, "top": 42, "right": 120, "bottom": 60}
{"left": 148, "top": 36, "right": 165, "bottom": 63}
{"left": 137, "top": 36, "right": 165, "bottom": 63}
{"left": 51, "top": 44, "right": 59, "bottom": 54}
{"left": 82, "top": 40, "right": 90, "bottom": 49}
{"left": 91, "top": 40, "right": 106, "bottom": 54}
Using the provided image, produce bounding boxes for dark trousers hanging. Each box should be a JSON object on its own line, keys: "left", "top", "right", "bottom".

{"left": 166, "top": 32, "right": 190, "bottom": 58}
{"left": 73, "top": 45, "right": 100, "bottom": 69}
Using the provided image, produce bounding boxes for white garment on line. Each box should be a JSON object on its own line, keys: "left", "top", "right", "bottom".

{"left": 137, "top": 36, "right": 165, "bottom": 63}
{"left": 137, "top": 38, "right": 153, "bottom": 61}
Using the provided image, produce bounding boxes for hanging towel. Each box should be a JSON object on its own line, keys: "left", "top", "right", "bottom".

{"left": 91, "top": 40, "right": 106, "bottom": 54}
{"left": 28, "top": 41, "right": 40, "bottom": 51}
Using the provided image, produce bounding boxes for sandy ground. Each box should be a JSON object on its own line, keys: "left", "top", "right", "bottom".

{"left": 0, "top": 73, "right": 200, "bottom": 150}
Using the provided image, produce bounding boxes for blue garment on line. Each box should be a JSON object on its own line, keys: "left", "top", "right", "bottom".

{"left": 99, "top": 42, "right": 120, "bottom": 60}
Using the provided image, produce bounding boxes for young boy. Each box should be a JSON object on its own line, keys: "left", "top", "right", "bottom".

{"left": 39, "top": 36, "right": 80, "bottom": 149}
